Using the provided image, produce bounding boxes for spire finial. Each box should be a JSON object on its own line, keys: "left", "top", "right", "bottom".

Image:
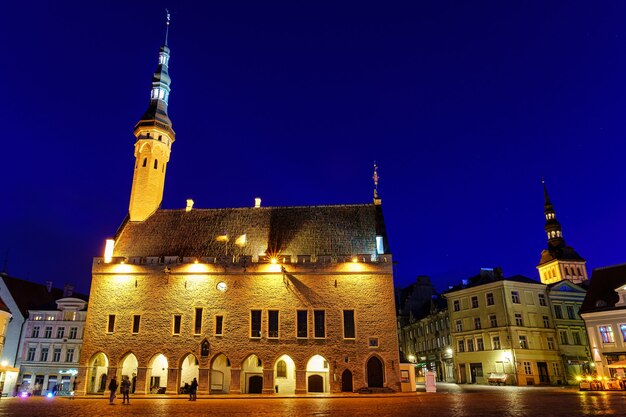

{"left": 542, "top": 177, "right": 551, "bottom": 205}
{"left": 164, "top": 9, "right": 171, "bottom": 46}
{"left": 373, "top": 161, "right": 379, "bottom": 199}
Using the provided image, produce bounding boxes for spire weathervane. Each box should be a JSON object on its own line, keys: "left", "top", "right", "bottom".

{"left": 373, "top": 161, "right": 379, "bottom": 199}
{"left": 165, "top": 9, "right": 171, "bottom": 46}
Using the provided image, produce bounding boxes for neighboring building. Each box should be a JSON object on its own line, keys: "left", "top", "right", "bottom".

{"left": 546, "top": 280, "right": 591, "bottom": 384}
{"left": 16, "top": 296, "right": 87, "bottom": 396}
{"left": 396, "top": 276, "right": 437, "bottom": 328}
{"left": 0, "top": 273, "right": 85, "bottom": 396}
{"left": 444, "top": 268, "right": 563, "bottom": 386}
{"left": 580, "top": 263, "right": 626, "bottom": 381}
{"left": 397, "top": 295, "right": 453, "bottom": 382}
{"left": 77, "top": 20, "right": 400, "bottom": 396}
{"left": 0, "top": 298, "right": 13, "bottom": 395}
{"left": 537, "top": 180, "right": 588, "bottom": 285}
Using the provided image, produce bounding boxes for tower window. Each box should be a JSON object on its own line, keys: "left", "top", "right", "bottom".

{"left": 154, "top": 159, "right": 158, "bottom": 169}
{"left": 158, "top": 135, "right": 162, "bottom": 141}
{"left": 142, "top": 158, "right": 147, "bottom": 167}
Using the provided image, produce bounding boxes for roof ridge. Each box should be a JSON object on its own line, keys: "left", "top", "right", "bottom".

{"left": 156, "top": 203, "right": 374, "bottom": 211}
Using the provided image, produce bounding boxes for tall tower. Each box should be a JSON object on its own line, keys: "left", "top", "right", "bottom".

{"left": 128, "top": 14, "right": 175, "bottom": 222}
{"left": 537, "top": 180, "right": 588, "bottom": 284}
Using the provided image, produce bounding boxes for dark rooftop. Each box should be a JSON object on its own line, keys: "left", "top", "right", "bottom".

{"left": 443, "top": 268, "right": 540, "bottom": 294}
{"left": 580, "top": 263, "right": 626, "bottom": 314}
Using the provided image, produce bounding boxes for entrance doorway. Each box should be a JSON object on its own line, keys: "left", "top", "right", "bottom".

{"left": 341, "top": 369, "right": 353, "bottom": 392}
{"left": 306, "top": 355, "right": 329, "bottom": 393}
{"left": 459, "top": 363, "right": 467, "bottom": 384}
{"left": 242, "top": 355, "right": 263, "bottom": 394}
{"left": 366, "top": 356, "right": 384, "bottom": 388}
{"left": 210, "top": 354, "right": 231, "bottom": 393}
{"left": 537, "top": 362, "right": 550, "bottom": 384}
{"left": 248, "top": 375, "right": 263, "bottom": 394}
{"left": 308, "top": 375, "right": 324, "bottom": 392}
{"left": 470, "top": 363, "right": 483, "bottom": 383}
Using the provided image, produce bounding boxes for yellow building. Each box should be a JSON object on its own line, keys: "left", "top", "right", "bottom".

{"left": 77, "top": 19, "right": 400, "bottom": 396}
{"left": 445, "top": 269, "right": 563, "bottom": 385}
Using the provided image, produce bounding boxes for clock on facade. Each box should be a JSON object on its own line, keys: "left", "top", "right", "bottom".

{"left": 216, "top": 282, "right": 228, "bottom": 292}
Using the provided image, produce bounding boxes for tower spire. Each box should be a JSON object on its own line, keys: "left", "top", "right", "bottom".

{"left": 128, "top": 15, "right": 176, "bottom": 222}
{"left": 542, "top": 178, "right": 564, "bottom": 248}
{"left": 373, "top": 161, "right": 382, "bottom": 205}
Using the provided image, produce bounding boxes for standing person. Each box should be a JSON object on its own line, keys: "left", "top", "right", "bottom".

{"left": 108, "top": 375, "right": 118, "bottom": 405}
{"left": 120, "top": 376, "right": 131, "bottom": 404}
{"left": 190, "top": 378, "right": 198, "bottom": 401}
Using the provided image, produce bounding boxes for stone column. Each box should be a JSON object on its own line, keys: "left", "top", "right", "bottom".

{"left": 262, "top": 369, "right": 275, "bottom": 394}
{"left": 198, "top": 368, "right": 209, "bottom": 394}
{"left": 76, "top": 366, "right": 88, "bottom": 395}
{"left": 166, "top": 367, "right": 179, "bottom": 394}
{"left": 134, "top": 367, "right": 148, "bottom": 394}
{"left": 295, "top": 369, "right": 307, "bottom": 394}
{"left": 229, "top": 368, "right": 241, "bottom": 394}
{"left": 106, "top": 367, "right": 118, "bottom": 397}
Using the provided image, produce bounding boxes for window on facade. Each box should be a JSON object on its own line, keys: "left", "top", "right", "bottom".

{"left": 56, "top": 327, "right": 64, "bottom": 339}
{"left": 132, "top": 315, "right": 141, "bottom": 334}
{"left": 297, "top": 310, "right": 308, "bottom": 338}
{"left": 268, "top": 310, "right": 279, "bottom": 338}
{"left": 471, "top": 296, "right": 479, "bottom": 309}
{"left": 554, "top": 305, "right": 563, "bottom": 319}
{"left": 250, "top": 310, "right": 262, "bottom": 338}
{"left": 215, "top": 315, "right": 223, "bottom": 336}
{"left": 543, "top": 316, "right": 550, "bottom": 328}
{"left": 474, "top": 317, "right": 481, "bottom": 330}
{"left": 455, "top": 320, "right": 463, "bottom": 332}
{"left": 154, "top": 159, "right": 158, "bottom": 169}
{"left": 523, "top": 361, "right": 532, "bottom": 375}
{"left": 552, "top": 362, "right": 560, "bottom": 376}
{"left": 27, "top": 347, "right": 36, "bottom": 361}
{"left": 173, "top": 315, "right": 181, "bottom": 335}
{"left": 476, "top": 338, "right": 484, "bottom": 351}
{"left": 52, "top": 348, "right": 61, "bottom": 362}
{"left": 538, "top": 293, "right": 547, "bottom": 306}
{"left": 515, "top": 313, "right": 523, "bottom": 327}
{"left": 566, "top": 306, "right": 576, "bottom": 320}
{"left": 31, "top": 326, "right": 40, "bottom": 338}
{"left": 486, "top": 292, "right": 494, "bottom": 306}
{"left": 519, "top": 335, "right": 528, "bottom": 349}
{"left": 69, "top": 327, "right": 78, "bottom": 339}
{"left": 489, "top": 315, "right": 497, "bottom": 328}
{"left": 194, "top": 308, "right": 203, "bottom": 335}
{"left": 600, "top": 325, "right": 615, "bottom": 343}
{"left": 573, "top": 332, "right": 582, "bottom": 345}
{"left": 276, "top": 360, "right": 287, "bottom": 378}
{"left": 559, "top": 331, "right": 569, "bottom": 345}
{"left": 511, "top": 291, "right": 520, "bottom": 304}
{"left": 458, "top": 340, "right": 465, "bottom": 352}
{"left": 343, "top": 310, "right": 355, "bottom": 339}
{"left": 467, "top": 339, "right": 475, "bottom": 352}
{"left": 44, "top": 327, "right": 52, "bottom": 338}
{"left": 66, "top": 348, "right": 74, "bottom": 363}
{"left": 547, "top": 337, "right": 555, "bottom": 350}
{"left": 453, "top": 300, "right": 460, "bottom": 312}
{"left": 40, "top": 347, "right": 49, "bottom": 362}
{"left": 142, "top": 158, "right": 147, "bottom": 167}
{"left": 620, "top": 325, "right": 626, "bottom": 342}
{"left": 314, "top": 310, "right": 325, "bottom": 338}
{"left": 492, "top": 336, "right": 501, "bottom": 350}
{"left": 107, "top": 315, "right": 115, "bottom": 333}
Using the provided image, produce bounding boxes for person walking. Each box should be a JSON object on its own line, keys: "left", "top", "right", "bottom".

{"left": 120, "top": 375, "right": 131, "bottom": 404}
{"left": 190, "top": 377, "right": 198, "bottom": 401}
{"left": 108, "top": 375, "right": 118, "bottom": 405}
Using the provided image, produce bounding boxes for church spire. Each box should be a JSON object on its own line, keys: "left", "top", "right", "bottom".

{"left": 128, "top": 14, "right": 176, "bottom": 222}
{"left": 542, "top": 178, "right": 564, "bottom": 249}
{"left": 373, "top": 161, "right": 382, "bottom": 205}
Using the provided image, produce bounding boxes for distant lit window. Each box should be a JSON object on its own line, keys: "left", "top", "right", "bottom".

{"left": 277, "top": 360, "right": 287, "bottom": 378}
{"left": 600, "top": 325, "right": 615, "bottom": 343}
{"left": 376, "top": 236, "right": 384, "bottom": 255}
{"left": 620, "top": 325, "right": 626, "bottom": 342}
{"left": 519, "top": 335, "right": 528, "bottom": 349}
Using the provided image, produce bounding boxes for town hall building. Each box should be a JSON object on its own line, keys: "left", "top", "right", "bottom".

{"left": 77, "top": 19, "right": 400, "bottom": 396}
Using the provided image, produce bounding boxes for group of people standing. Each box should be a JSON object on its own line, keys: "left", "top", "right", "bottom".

{"left": 107, "top": 376, "right": 198, "bottom": 404}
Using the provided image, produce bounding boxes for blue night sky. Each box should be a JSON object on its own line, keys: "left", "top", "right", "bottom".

{"left": 3, "top": 1, "right": 626, "bottom": 295}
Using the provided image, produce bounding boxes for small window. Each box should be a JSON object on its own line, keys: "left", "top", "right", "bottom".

{"left": 486, "top": 293, "right": 494, "bottom": 306}
{"left": 52, "top": 348, "right": 61, "bottom": 362}
{"left": 314, "top": 310, "right": 325, "bottom": 338}
{"left": 573, "top": 332, "right": 582, "bottom": 345}
{"left": 132, "top": 315, "right": 141, "bottom": 334}
{"left": 492, "top": 336, "right": 501, "bottom": 350}
{"left": 566, "top": 305, "right": 576, "bottom": 320}
{"left": 250, "top": 310, "right": 261, "bottom": 338}
{"left": 142, "top": 158, "right": 147, "bottom": 167}
{"left": 560, "top": 331, "right": 569, "bottom": 345}
{"left": 40, "top": 347, "right": 49, "bottom": 362}
{"left": 524, "top": 361, "right": 532, "bottom": 375}
{"left": 455, "top": 320, "right": 463, "bottom": 332}
{"left": 56, "top": 327, "right": 65, "bottom": 339}
{"left": 543, "top": 316, "right": 550, "bottom": 328}
{"left": 194, "top": 308, "right": 203, "bottom": 335}
{"left": 297, "top": 310, "right": 308, "bottom": 338}
{"left": 368, "top": 337, "right": 379, "bottom": 348}
{"left": 107, "top": 315, "right": 115, "bottom": 333}
{"left": 26, "top": 347, "right": 36, "bottom": 361}
{"left": 173, "top": 315, "right": 181, "bottom": 335}
{"left": 474, "top": 317, "right": 481, "bottom": 330}
{"left": 476, "top": 338, "right": 484, "bottom": 351}
{"left": 154, "top": 159, "right": 158, "bottom": 169}
{"left": 66, "top": 348, "right": 75, "bottom": 362}
{"left": 519, "top": 335, "right": 528, "bottom": 349}
{"left": 44, "top": 327, "right": 52, "bottom": 338}
{"left": 471, "top": 296, "right": 479, "bottom": 309}
{"left": 276, "top": 360, "right": 287, "bottom": 378}
{"left": 489, "top": 315, "right": 497, "bottom": 328}
{"left": 69, "top": 327, "right": 78, "bottom": 339}
{"left": 511, "top": 291, "right": 520, "bottom": 304}
{"left": 538, "top": 294, "right": 547, "bottom": 306}
{"left": 467, "top": 339, "right": 474, "bottom": 352}
{"left": 554, "top": 305, "right": 563, "bottom": 319}
{"left": 515, "top": 313, "right": 523, "bottom": 327}
{"left": 547, "top": 337, "right": 555, "bottom": 350}
{"left": 458, "top": 340, "right": 465, "bottom": 352}
{"left": 600, "top": 325, "right": 615, "bottom": 343}
{"left": 215, "top": 315, "right": 223, "bottom": 336}
{"left": 31, "top": 326, "right": 40, "bottom": 338}
{"left": 268, "top": 310, "right": 279, "bottom": 338}
{"left": 453, "top": 300, "right": 460, "bottom": 312}
{"left": 343, "top": 310, "right": 355, "bottom": 339}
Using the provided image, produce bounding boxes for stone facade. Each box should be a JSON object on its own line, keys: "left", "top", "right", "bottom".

{"left": 78, "top": 256, "right": 399, "bottom": 395}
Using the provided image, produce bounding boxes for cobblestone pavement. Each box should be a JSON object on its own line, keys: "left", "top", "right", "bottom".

{"left": 0, "top": 385, "right": 624, "bottom": 417}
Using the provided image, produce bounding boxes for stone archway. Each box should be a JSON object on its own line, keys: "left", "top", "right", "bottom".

{"left": 210, "top": 354, "right": 231, "bottom": 394}
{"left": 87, "top": 352, "right": 109, "bottom": 394}
{"left": 180, "top": 354, "right": 199, "bottom": 394}
{"left": 274, "top": 354, "right": 296, "bottom": 394}
{"left": 306, "top": 355, "right": 329, "bottom": 393}
{"left": 241, "top": 355, "right": 263, "bottom": 394}
{"left": 119, "top": 353, "right": 138, "bottom": 394}
{"left": 366, "top": 356, "right": 384, "bottom": 388}
{"left": 147, "top": 354, "right": 168, "bottom": 394}
{"left": 341, "top": 369, "right": 353, "bottom": 392}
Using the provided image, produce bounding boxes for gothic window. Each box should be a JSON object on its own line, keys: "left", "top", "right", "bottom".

{"left": 154, "top": 159, "right": 158, "bottom": 169}
{"left": 277, "top": 360, "right": 287, "bottom": 378}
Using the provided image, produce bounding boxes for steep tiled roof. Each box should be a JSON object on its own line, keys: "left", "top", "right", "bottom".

{"left": 113, "top": 204, "right": 389, "bottom": 258}
{"left": 0, "top": 274, "right": 88, "bottom": 317}
{"left": 580, "top": 263, "right": 626, "bottom": 314}
{"left": 538, "top": 245, "right": 584, "bottom": 265}
{"left": 443, "top": 270, "right": 540, "bottom": 294}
